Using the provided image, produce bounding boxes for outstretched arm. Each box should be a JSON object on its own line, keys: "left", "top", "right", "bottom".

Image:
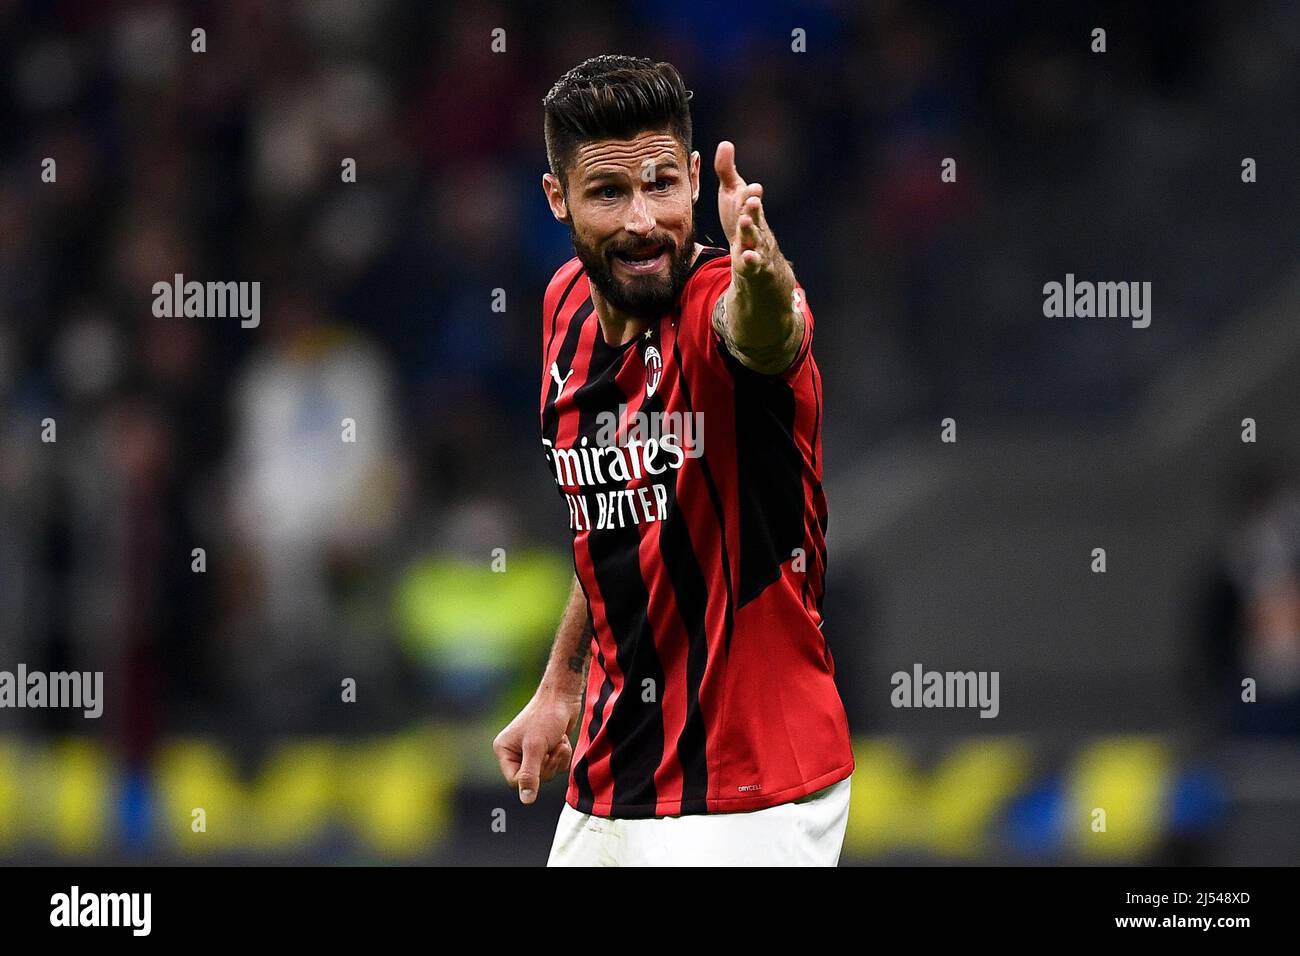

{"left": 712, "top": 140, "right": 805, "bottom": 375}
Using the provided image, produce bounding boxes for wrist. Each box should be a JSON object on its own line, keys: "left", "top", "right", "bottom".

{"left": 537, "top": 674, "right": 584, "bottom": 710}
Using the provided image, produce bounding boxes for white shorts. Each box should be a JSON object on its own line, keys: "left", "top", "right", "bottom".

{"left": 546, "top": 775, "right": 852, "bottom": 867}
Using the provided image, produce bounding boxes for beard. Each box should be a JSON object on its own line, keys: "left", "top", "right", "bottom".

{"left": 569, "top": 223, "right": 696, "bottom": 319}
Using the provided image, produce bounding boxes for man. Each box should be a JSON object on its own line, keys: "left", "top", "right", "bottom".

{"left": 493, "top": 55, "right": 854, "bottom": 866}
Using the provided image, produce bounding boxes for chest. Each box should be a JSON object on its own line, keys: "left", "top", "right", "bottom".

{"left": 540, "top": 318, "right": 708, "bottom": 531}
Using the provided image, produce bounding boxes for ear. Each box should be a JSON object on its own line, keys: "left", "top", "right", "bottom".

{"left": 542, "top": 173, "right": 569, "bottom": 223}
{"left": 689, "top": 150, "right": 701, "bottom": 204}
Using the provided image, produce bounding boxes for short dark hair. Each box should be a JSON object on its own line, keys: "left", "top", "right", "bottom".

{"left": 543, "top": 55, "right": 693, "bottom": 188}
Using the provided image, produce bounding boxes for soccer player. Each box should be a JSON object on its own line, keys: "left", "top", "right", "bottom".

{"left": 493, "top": 55, "right": 854, "bottom": 866}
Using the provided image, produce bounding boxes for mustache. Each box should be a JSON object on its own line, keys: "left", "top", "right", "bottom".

{"left": 605, "top": 235, "right": 677, "bottom": 258}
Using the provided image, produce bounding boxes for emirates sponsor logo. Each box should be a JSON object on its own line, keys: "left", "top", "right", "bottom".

{"left": 542, "top": 408, "right": 704, "bottom": 491}
{"left": 542, "top": 433, "right": 686, "bottom": 490}
{"left": 543, "top": 408, "right": 705, "bottom": 532}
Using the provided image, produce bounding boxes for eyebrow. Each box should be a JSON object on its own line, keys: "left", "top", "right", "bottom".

{"left": 582, "top": 158, "right": 681, "bottom": 184}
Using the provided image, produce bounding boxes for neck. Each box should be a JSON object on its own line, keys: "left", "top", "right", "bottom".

{"left": 591, "top": 243, "right": 704, "bottom": 346}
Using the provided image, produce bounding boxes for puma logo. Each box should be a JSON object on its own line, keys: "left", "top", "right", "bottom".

{"left": 550, "top": 361, "right": 575, "bottom": 395}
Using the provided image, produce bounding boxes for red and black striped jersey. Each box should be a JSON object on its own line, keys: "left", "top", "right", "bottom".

{"left": 539, "top": 245, "right": 854, "bottom": 818}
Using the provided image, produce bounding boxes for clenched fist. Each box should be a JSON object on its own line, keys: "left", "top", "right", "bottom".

{"left": 493, "top": 692, "right": 581, "bottom": 804}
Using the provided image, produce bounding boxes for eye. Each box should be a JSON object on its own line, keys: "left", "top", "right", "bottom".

{"left": 651, "top": 178, "right": 671, "bottom": 192}
{"left": 599, "top": 185, "right": 619, "bottom": 200}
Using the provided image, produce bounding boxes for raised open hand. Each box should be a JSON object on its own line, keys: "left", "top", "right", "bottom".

{"left": 715, "top": 140, "right": 776, "bottom": 279}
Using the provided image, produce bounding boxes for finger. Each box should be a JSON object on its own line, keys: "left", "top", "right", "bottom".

{"left": 542, "top": 738, "right": 573, "bottom": 782}
{"left": 515, "top": 733, "right": 546, "bottom": 804}
{"left": 743, "top": 195, "right": 765, "bottom": 229}
{"left": 736, "top": 213, "right": 761, "bottom": 250}
{"left": 714, "top": 141, "right": 744, "bottom": 190}
{"left": 493, "top": 734, "right": 522, "bottom": 784}
{"left": 539, "top": 752, "right": 559, "bottom": 782}
{"left": 540, "top": 742, "right": 563, "bottom": 779}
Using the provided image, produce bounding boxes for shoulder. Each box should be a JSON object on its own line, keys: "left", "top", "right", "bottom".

{"left": 675, "top": 247, "right": 732, "bottom": 335}
{"left": 680, "top": 247, "right": 732, "bottom": 307}
{"left": 542, "top": 257, "right": 590, "bottom": 357}
{"left": 677, "top": 246, "right": 818, "bottom": 384}
{"left": 544, "top": 256, "right": 586, "bottom": 316}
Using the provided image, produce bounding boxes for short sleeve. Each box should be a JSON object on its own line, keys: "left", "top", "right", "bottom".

{"left": 674, "top": 254, "right": 733, "bottom": 378}
{"left": 774, "top": 283, "right": 815, "bottom": 382}
{"left": 678, "top": 254, "right": 815, "bottom": 382}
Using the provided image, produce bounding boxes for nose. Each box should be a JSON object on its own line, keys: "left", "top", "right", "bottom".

{"left": 624, "top": 191, "right": 655, "bottom": 237}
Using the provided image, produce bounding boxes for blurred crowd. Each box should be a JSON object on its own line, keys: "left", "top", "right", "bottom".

{"left": 1, "top": 0, "right": 1298, "bottom": 772}
{"left": 1200, "top": 464, "right": 1300, "bottom": 735}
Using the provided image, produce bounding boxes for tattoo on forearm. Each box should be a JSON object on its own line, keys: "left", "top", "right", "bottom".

{"left": 713, "top": 295, "right": 804, "bottom": 373}
{"left": 568, "top": 615, "right": 596, "bottom": 674}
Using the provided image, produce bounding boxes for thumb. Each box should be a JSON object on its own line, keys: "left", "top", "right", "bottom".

{"left": 714, "top": 141, "right": 743, "bottom": 189}
{"left": 516, "top": 733, "right": 545, "bottom": 804}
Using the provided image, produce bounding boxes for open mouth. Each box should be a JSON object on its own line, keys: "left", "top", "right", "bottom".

{"left": 612, "top": 243, "right": 669, "bottom": 275}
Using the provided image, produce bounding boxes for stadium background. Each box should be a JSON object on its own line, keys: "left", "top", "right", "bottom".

{"left": 1, "top": 0, "right": 1298, "bottom": 864}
